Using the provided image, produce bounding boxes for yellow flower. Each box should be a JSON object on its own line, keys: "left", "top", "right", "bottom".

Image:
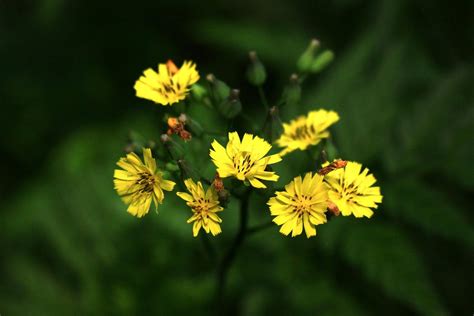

{"left": 323, "top": 161, "right": 382, "bottom": 218}
{"left": 177, "top": 179, "right": 224, "bottom": 237}
{"left": 276, "top": 109, "right": 339, "bottom": 156}
{"left": 134, "top": 60, "right": 199, "bottom": 105}
{"left": 210, "top": 132, "right": 282, "bottom": 188}
{"left": 268, "top": 172, "right": 328, "bottom": 238}
{"left": 113, "top": 148, "right": 176, "bottom": 217}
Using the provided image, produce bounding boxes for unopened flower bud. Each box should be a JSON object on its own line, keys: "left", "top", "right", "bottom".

{"left": 325, "top": 139, "right": 339, "bottom": 162}
{"left": 282, "top": 73, "right": 301, "bottom": 107}
{"left": 179, "top": 113, "right": 203, "bottom": 136}
{"left": 177, "top": 159, "right": 199, "bottom": 181}
{"left": 263, "top": 106, "right": 283, "bottom": 142}
{"left": 246, "top": 51, "right": 267, "bottom": 86}
{"left": 190, "top": 83, "right": 207, "bottom": 101}
{"left": 161, "top": 134, "right": 184, "bottom": 159}
{"left": 165, "top": 161, "right": 180, "bottom": 172}
{"left": 310, "top": 50, "right": 334, "bottom": 73}
{"left": 218, "top": 89, "right": 242, "bottom": 119}
{"left": 217, "top": 189, "right": 230, "bottom": 207}
{"left": 206, "top": 73, "right": 230, "bottom": 105}
{"left": 297, "top": 38, "right": 320, "bottom": 72}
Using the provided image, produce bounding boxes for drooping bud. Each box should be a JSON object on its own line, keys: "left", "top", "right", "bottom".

{"left": 218, "top": 89, "right": 242, "bottom": 119}
{"left": 263, "top": 106, "right": 283, "bottom": 142}
{"left": 179, "top": 113, "right": 203, "bottom": 136}
{"left": 206, "top": 73, "right": 230, "bottom": 105}
{"left": 246, "top": 51, "right": 266, "bottom": 86}
{"left": 297, "top": 38, "right": 320, "bottom": 72}
{"left": 160, "top": 134, "right": 184, "bottom": 160}
{"left": 310, "top": 50, "right": 334, "bottom": 73}
{"left": 282, "top": 73, "right": 301, "bottom": 107}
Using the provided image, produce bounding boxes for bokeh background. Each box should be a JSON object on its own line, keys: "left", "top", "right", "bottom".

{"left": 1, "top": 0, "right": 473, "bottom": 315}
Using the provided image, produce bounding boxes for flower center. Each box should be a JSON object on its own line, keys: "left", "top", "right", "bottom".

{"left": 233, "top": 151, "right": 255, "bottom": 175}
{"left": 192, "top": 197, "right": 211, "bottom": 216}
{"left": 136, "top": 172, "right": 155, "bottom": 193}
{"left": 292, "top": 194, "right": 313, "bottom": 217}
{"left": 291, "top": 124, "right": 316, "bottom": 141}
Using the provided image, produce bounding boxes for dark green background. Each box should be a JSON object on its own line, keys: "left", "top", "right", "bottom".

{"left": 1, "top": 0, "right": 473, "bottom": 315}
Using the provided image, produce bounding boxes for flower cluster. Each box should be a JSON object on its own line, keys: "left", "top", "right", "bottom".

{"left": 114, "top": 41, "right": 383, "bottom": 239}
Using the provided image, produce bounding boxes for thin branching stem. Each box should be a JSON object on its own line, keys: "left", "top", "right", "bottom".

{"left": 215, "top": 188, "right": 251, "bottom": 312}
{"left": 247, "top": 220, "right": 274, "bottom": 235}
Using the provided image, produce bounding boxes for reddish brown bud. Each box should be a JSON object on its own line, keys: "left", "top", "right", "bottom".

{"left": 213, "top": 173, "right": 225, "bottom": 192}
{"left": 327, "top": 201, "right": 340, "bottom": 216}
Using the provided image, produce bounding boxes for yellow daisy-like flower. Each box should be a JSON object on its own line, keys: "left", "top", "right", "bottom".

{"left": 113, "top": 148, "right": 176, "bottom": 218}
{"left": 210, "top": 132, "right": 282, "bottom": 188}
{"left": 323, "top": 160, "right": 382, "bottom": 218}
{"left": 276, "top": 109, "right": 340, "bottom": 156}
{"left": 176, "top": 179, "right": 224, "bottom": 237}
{"left": 134, "top": 60, "right": 199, "bottom": 106}
{"left": 268, "top": 172, "right": 328, "bottom": 238}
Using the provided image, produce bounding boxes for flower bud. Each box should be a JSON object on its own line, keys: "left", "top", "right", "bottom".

{"left": 218, "top": 89, "right": 242, "bottom": 119}
{"left": 246, "top": 51, "right": 266, "bottom": 86}
{"left": 165, "top": 161, "right": 180, "bottom": 172}
{"left": 310, "top": 50, "right": 334, "bottom": 73}
{"left": 177, "top": 159, "right": 200, "bottom": 181}
{"left": 263, "top": 106, "right": 283, "bottom": 142}
{"left": 217, "top": 189, "right": 230, "bottom": 207}
{"left": 190, "top": 83, "right": 207, "bottom": 101}
{"left": 179, "top": 113, "right": 203, "bottom": 137}
{"left": 297, "top": 38, "right": 320, "bottom": 72}
{"left": 325, "top": 139, "right": 339, "bottom": 161}
{"left": 160, "top": 134, "right": 184, "bottom": 160}
{"left": 282, "top": 73, "right": 301, "bottom": 107}
{"left": 206, "top": 73, "right": 230, "bottom": 105}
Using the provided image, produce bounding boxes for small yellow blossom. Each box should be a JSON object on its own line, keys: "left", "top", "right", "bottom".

{"left": 276, "top": 109, "right": 339, "bottom": 156}
{"left": 134, "top": 60, "right": 199, "bottom": 105}
{"left": 210, "top": 132, "right": 282, "bottom": 188}
{"left": 268, "top": 172, "right": 328, "bottom": 238}
{"left": 113, "top": 148, "right": 176, "bottom": 217}
{"left": 177, "top": 179, "right": 223, "bottom": 237}
{"left": 323, "top": 160, "right": 382, "bottom": 218}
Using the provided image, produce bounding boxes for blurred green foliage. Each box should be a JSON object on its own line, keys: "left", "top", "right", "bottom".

{"left": 1, "top": 0, "right": 473, "bottom": 315}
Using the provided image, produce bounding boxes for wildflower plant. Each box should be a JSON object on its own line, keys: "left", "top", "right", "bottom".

{"left": 113, "top": 38, "right": 383, "bottom": 305}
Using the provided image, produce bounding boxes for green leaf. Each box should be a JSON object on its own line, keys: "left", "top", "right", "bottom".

{"left": 384, "top": 178, "right": 474, "bottom": 247}
{"left": 319, "top": 219, "right": 448, "bottom": 316}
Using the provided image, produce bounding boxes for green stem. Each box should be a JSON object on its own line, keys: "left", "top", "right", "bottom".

{"left": 247, "top": 220, "right": 274, "bottom": 234}
{"left": 215, "top": 189, "right": 251, "bottom": 312}
{"left": 257, "top": 86, "right": 269, "bottom": 111}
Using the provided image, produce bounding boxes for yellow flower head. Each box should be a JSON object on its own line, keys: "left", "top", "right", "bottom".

{"left": 268, "top": 172, "right": 328, "bottom": 238}
{"left": 276, "top": 109, "right": 339, "bottom": 156}
{"left": 176, "top": 179, "right": 224, "bottom": 237}
{"left": 323, "top": 160, "right": 382, "bottom": 218}
{"left": 210, "top": 132, "right": 282, "bottom": 188}
{"left": 134, "top": 60, "right": 199, "bottom": 106}
{"left": 113, "top": 148, "right": 176, "bottom": 217}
